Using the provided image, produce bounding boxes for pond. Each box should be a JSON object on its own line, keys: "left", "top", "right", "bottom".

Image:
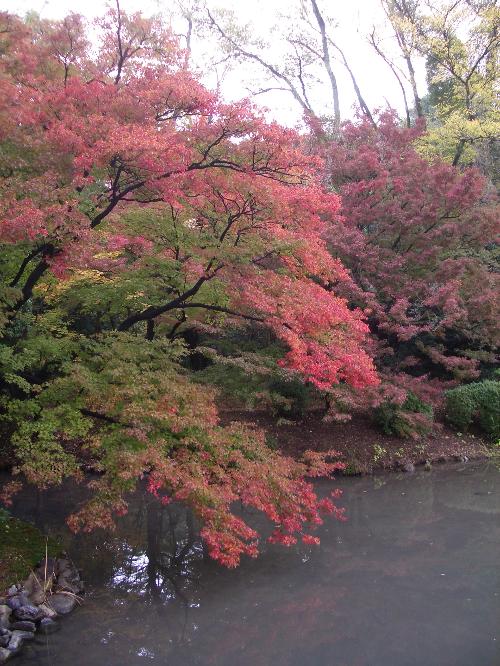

{"left": 4, "top": 461, "right": 499, "bottom": 666}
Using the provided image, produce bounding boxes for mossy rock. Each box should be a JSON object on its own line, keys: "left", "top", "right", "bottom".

{"left": 0, "top": 511, "right": 60, "bottom": 593}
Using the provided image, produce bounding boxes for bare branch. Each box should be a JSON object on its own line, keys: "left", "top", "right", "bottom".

{"left": 369, "top": 27, "right": 411, "bottom": 126}
{"left": 206, "top": 9, "right": 315, "bottom": 116}
{"left": 326, "top": 35, "right": 376, "bottom": 127}
{"left": 308, "top": 0, "right": 341, "bottom": 128}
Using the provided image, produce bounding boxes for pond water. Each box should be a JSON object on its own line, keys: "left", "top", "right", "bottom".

{"left": 4, "top": 461, "right": 499, "bottom": 666}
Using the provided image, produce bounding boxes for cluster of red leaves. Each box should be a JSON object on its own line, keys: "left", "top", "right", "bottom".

{"left": 61, "top": 350, "right": 346, "bottom": 567}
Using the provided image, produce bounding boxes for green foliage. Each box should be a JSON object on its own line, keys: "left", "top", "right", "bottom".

{"left": 193, "top": 363, "right": 268, "bottom": 407}
{"left": 0, "top": 303, "right": 86, "bottom": 481}
{"left": 193, "top": 350, "right": 313, "bottom": 418}
{"left": 0, "top": 515, "right": 60, "bottom": 592}
{"left": 192, "top": 329, "right": 314, "bottom": 418}
{"left": 445, "top": 380, "right": 500, "bottom": 439}
{"left": 374, "top": 392, "right": 434, "bottom": 438}
{"left": 264, "top": 433, "right": 278, "bottom": 450}
{"left": 415, "top": 3, "right": 499, "bottom": 174}
{"left": 372, "top": 443, "right": 387, "bottom": 464}
{"left": 342, "top": 460, "right": 363, "bottom": 476}
{"left": 268, "top": 378, "right": 312, "bottom": 418}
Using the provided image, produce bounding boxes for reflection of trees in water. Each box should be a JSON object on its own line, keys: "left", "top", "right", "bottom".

{"left": 101, "top": 495, "right": 206, "bottom": 650}
{"left": 7, "top": 477, "right": 205, "bottom": 607}
{"left": 70, "top": 492, "right": 208, "bottom": 657}
{"left": 108, "top": 493, "right": 204, "bottom": 604}
{"left": 6, "top": 480, "right": 211, "bottom": 657}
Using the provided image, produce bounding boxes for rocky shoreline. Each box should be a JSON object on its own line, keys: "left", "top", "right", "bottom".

{"left": 0, "top": 556, "right": 83, "bottom": 663}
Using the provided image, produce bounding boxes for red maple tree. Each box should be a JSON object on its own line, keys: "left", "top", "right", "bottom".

{"left": 0, "top": 8, "right": 377, "bottom": 565}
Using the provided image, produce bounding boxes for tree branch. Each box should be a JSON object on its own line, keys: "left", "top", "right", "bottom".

{"left": 309, "top": 0, "right": 341, "bottom": 129}
{"left": 207, "top": 9, "right": 315, "bottom": 116}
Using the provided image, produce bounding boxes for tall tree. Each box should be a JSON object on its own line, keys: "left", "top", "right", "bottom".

{"left": 0, "top": 8, "right": 376, "bottom": 565}
{"left": 206, "top": 0, "right": 375, "bottom": 132}
{"left": 380, "top": 0, "right": 499, "bottom": 169}
{"left": 379, "top": 0, "right": 425, "bottom": 119}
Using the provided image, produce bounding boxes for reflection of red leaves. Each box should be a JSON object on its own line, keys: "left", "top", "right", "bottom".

{"left": 302, "top": 534, "right": 320, "bottom": 545}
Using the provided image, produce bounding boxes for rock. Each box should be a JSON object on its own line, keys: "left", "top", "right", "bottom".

{"left": 6, "top": 592, "right": 29, "bottom": 611}
{"left": 24, "top": 571, "right": 48, "bottom": 605}
{"left": 402, "top": 462, "right": 415, "bottom": 473}
{"left": 47, "top": 594, "right": 76, "bottom": 615}
{"left": 5, "top": 598, "right": 21, "bottom": 613}
{"left": 0, "top": 635, "right": 9, "bottom": 649}
{"left": 17, "top": 593, "right": 29, "bottom": 606}
{"left": 7, "top": 630, "right": 34, "bottom": 651}
{"left": 56, "top": 581, "right": 82, "bottom": 596}
{"left": 6, "top": 641, "right": 22, "bottom": 654}
{"left": 55, "top": 558, "right": 84, "bottom": 595}
{"left": 0, "top": 607, "right": 11, "bottom": 630}
{"left": 13, "top": 605, "right": 44, "bottom": 622}
{"left": 10, "top": 621, "right": 36, "bottom": 633}
{"left": 38, "top": 618, "right": 60, "bottom": 636}
{"left": 36, "top": 557, "right": 58, "bottom": 578}
{"left": 56, "top": 557, "right": 70, "bottom": 572}
{"left": 56, "top": 573, "right": 84, "bottom": 595}
{"left": 37, "top": 603, "right": 57, "bottom": 619}
{"left": 0, "top": 647, "right": 12, "bottom": 663}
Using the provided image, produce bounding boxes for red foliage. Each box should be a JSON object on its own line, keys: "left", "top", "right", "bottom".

{"left": 0, "top": 9, "right": 378, "bottom": 392}
{"left": 321, "top": 113, "right": 499, "bottom": 390}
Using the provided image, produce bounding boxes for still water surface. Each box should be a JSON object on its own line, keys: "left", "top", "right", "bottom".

{"left": 5, "top": 461, "right": 500, "bottom": 666}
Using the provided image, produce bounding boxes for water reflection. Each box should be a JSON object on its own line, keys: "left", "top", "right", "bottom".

{"left": 3, "top": 461, "right": 499, "bottom": 666}
{"left": 106, "top": 501, "right": 203, "bottom": 600}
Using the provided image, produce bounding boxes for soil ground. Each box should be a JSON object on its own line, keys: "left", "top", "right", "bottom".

{"left": 219, "top": 408, "right": 492, "bottom": 474}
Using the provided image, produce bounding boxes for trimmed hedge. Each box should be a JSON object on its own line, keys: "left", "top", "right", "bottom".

{"left": 445, "top": 380, "right": 500, "bottom": 439}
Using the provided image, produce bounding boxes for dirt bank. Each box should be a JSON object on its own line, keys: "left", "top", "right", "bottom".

{"left": 220, "top": 409, "right": 491, "bottom": 474}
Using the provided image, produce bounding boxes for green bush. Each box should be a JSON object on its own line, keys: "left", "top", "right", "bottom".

{"left": 445, "top": 380, "right": 500, "bottom": 439}
{"left": 194, "top": 362, "right": 312, "bottom": 418}
{"left": 193, "top": 364, "right": 266, "bottom": 407}
{"left": 268, "top": 378, "right": 312, "bottom": 418}
{"left": 374, "top": 392, "right": 434, "bottom": 438}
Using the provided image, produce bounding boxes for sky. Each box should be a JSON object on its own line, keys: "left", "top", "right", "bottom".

{"left": 0, "top": 0, "right": 428, "bottom": 127}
